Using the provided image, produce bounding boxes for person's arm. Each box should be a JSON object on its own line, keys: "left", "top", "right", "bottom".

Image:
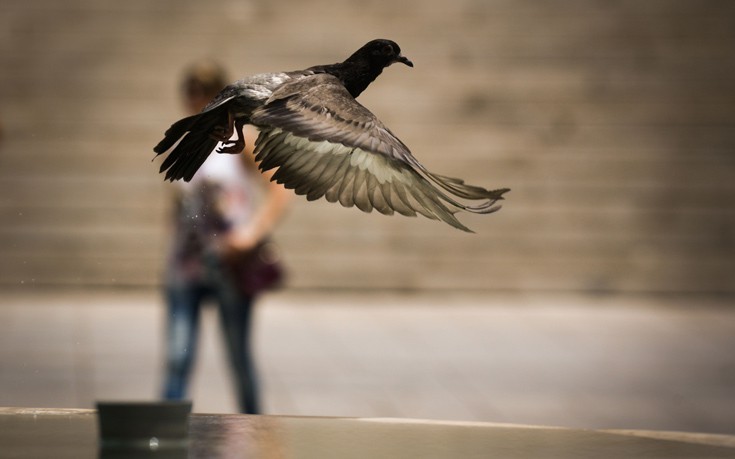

{"left": 226, "top": 127, "right": 293, "bottom": 252}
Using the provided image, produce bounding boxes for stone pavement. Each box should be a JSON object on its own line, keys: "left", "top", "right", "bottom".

{"left": 0, "top": 289, "right": 733, "bottom": 434}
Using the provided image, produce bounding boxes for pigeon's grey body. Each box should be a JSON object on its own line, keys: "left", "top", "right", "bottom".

{"left": 154, "top": 39, "right": 509, "bottom": 232}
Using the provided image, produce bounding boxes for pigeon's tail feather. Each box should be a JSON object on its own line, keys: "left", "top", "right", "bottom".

{"left": 155, "top": 107, "right": 229, "bottom": 182}
{"left": 154, "top": 113, "right": 201, "bottom": 154}
{"left": 159, "top": 134, "right": 220, "bottom": 182}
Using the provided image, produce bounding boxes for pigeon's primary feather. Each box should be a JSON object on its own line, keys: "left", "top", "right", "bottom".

{"left": 154, "top": 39, "right": 509, "bottom": 231}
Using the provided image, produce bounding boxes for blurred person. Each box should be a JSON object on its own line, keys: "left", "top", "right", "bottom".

{"left": 161, "top": 60, "right": 292, "bottom": 414}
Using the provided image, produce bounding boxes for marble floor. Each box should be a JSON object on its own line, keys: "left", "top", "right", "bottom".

{"left": 0, "top": 289, "right": 733, "bottom": 434}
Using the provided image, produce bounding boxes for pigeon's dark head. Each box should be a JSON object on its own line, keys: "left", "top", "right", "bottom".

{"left": 349, "top": 39, "right": 414, "bottom": 69}
{"left": 329, "top": 39, "right": 413, "bottom": 97}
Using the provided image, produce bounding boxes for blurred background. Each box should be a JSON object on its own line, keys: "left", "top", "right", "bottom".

{"left": 0, "top": 0, "right": 734, "bottom": 434}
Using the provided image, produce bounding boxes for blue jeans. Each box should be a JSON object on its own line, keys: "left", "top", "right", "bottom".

{"left": 162, "top": 281, "right": 260, "bottom": 414}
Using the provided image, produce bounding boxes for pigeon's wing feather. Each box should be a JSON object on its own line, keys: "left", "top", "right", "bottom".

{"left": 251, "top": 73, "right": 508, "bottom": 232}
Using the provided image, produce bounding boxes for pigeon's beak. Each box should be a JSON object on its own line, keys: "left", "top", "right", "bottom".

{"left": 396, "top": 55, "right": 414, "bottom": 67}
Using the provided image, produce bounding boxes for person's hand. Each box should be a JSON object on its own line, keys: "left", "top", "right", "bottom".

{"left": 225, "top": 225, "right": 260, "bottom": 255}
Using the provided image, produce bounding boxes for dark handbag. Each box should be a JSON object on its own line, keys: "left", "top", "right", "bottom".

{"left": 226, "top": 240, "right": 285, "bottom": 296}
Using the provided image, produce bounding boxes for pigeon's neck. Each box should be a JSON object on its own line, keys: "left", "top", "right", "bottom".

{"left": 314, "top": 61, "right": 384, "bottom": 98}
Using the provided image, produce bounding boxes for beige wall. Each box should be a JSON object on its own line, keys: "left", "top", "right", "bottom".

{"left": 1, "top": 0, "right": 733, "bottom": 293}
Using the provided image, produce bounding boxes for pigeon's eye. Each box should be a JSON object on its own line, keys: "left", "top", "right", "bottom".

{"left": 382, "top": 44, "right": 394, "bottom": 55}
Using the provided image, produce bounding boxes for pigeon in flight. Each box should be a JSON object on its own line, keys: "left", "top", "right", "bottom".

{"left": 154, "top": 39, "right": 509, "bottom": 232}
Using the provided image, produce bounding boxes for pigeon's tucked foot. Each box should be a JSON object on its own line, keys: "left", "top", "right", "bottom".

{"left": 209, "top": 109, "right": 237, "bottom": 142}
{"left": 215, "top": 118, "right": 246, "bottom": 154}
{"left": 216, "top": 139, "right": 245, "bottom": 154}
{"left": 210, "top": 125, "right": 233, "bottom": 142}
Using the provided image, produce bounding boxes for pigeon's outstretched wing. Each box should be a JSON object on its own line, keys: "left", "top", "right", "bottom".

{"left": 251, "top": 73, "right": 509, "bottom": 232}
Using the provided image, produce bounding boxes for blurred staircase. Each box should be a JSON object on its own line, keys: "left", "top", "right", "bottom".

{"left": 0, "top": 0, "right": 733, "bottom": 292}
